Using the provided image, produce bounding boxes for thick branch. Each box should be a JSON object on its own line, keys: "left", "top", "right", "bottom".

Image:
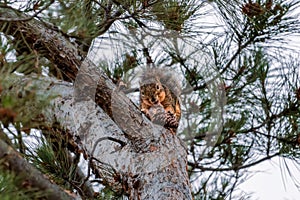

{"left": 3, "top": 75, "right": 192, "bottom": 199}
{"left": 0, "top": 9, "right": 80, "bottom": 81}
{"left": 0, "top": 139, "right": 75, "bottom": 200}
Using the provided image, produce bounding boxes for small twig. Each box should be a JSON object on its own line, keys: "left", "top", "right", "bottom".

{"left": 124, "top": 87, "right": 139, "bottom": 94}
{"left": 80, "top": 136, "right": 126, "bottom": 188}
{"left": 0, "top": 0, "right": 55, "bottom": 22}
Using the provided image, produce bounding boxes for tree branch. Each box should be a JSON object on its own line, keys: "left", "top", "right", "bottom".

{"left": 188, "top": 152, "right": 280, "bottom": 172}
{"left": 0, "top": 139, "right": 75, "bottom": 200}
{"left": 0, "top": 8, "right": 193, "bottom": 199}
{"left": 0, "top": 8, "right": 80, "bottom": 81}
{"left": 0, "top": 1, "right": 55, "bottom": 22}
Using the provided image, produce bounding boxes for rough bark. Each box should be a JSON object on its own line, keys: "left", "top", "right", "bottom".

{"left": 0, "top": 139, "right": 75, "bottom": 200}
{"left": 0, "top": 9, "right": 80, "bottom": 81}
{"left": 0, "top": 9, "right": 193, "bottom": 199}
{"left": 3, "top": 74, "right": 192, "bottom": 199}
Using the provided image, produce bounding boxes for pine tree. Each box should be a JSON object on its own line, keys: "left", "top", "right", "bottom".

{"left": 0, "top": 0, "right": 299, "bottom": 199}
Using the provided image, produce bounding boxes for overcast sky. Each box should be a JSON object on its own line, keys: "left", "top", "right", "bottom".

{"left": 239, "top": 157, "right": 300, "bottom": 200}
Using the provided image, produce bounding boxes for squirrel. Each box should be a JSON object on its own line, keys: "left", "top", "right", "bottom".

{"left": 139, "top": 68, "right": 181, "bottom": 133}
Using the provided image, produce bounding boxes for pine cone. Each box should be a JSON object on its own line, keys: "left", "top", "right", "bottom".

{"left": 164, "top": 111, "right": 179, "bottom": 129}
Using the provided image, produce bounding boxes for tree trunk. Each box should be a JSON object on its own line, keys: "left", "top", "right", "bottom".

{"left": 0, "top": 9, "right": 193, "bottom": 199}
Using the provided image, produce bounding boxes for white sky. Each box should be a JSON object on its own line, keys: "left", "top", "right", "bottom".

{"left": 239, "top": 157, "right": 300, "bottom": 200}
{"left": 238, "top": 2, "right": 300, "bottom": 198}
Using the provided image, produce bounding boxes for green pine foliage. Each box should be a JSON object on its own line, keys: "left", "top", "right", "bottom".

{"left": 0, "top": 0, "right": 300, "bottom": 199}
{"left": 28, "top": 137, "right": 77, "bottom": 190}
{"left": 0, "top": 169, "right": 45, "bottom": 200}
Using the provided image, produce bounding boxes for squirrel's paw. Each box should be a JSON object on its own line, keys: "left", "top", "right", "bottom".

{"left": 145, "top": 106, "right": 179, "bottom": 133}
{"left": 141, "top": 108, "right": 151, "bottom": 119}
{"left": 148, "top": 105, "right": 166, "bottom": 126}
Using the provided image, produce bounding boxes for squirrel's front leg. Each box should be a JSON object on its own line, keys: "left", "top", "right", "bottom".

{"left": 147, "top": 104, "right": 166, "bottom": 126}
{"left": 141, "top": 101, "right": 151, "bottom": 118}
{"left": 141, "top": 108, "right": 152, "bottom": 121}
{"left": 149, "top": 105, "right": 179, "bottom": 131}
{"left": 142, "top": 104, "right": 179, "bottom": 134}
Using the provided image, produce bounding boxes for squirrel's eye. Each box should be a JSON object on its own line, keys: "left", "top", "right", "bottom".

{"left": 156, "top": 84, "right": 160, "bottom": 90}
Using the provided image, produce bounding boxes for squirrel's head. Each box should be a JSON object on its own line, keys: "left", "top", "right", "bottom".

{"left": 140, "top": 81, "right": 166, "bottom": 106}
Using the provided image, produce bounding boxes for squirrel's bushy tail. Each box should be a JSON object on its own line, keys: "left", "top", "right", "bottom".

{"left": 140, "top": 68, "right": 181, "bottom": 97}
